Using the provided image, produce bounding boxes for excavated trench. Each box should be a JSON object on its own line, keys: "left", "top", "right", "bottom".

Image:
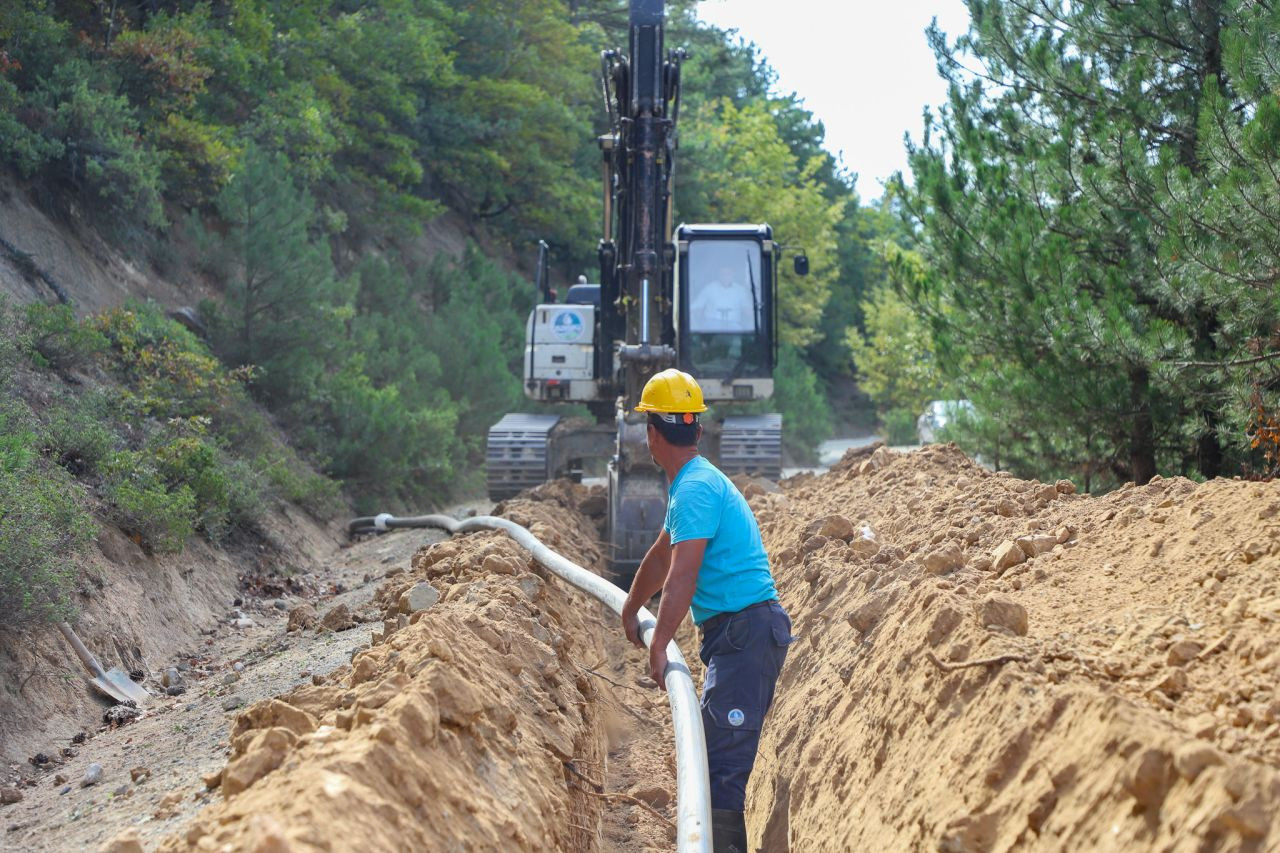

{"left": 151, "top": 448, "right": 1280, "bottom": 852}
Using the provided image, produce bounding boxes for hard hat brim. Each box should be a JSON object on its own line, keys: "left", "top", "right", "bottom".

{"left": 635, "top": 401, "right": 708, "bottom": 414}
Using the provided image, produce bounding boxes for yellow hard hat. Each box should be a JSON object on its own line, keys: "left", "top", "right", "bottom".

{"left": 635, "top": 368, "right": 708, "bottom": 414}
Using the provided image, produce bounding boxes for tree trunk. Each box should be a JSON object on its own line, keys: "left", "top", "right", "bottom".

{"left": 1129, "top": 367, "right": 1157, "bottom": 485}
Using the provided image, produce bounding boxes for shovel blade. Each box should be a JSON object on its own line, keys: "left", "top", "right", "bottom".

{"left": 88, "top": 675, "right": 135, "bottom": 706}
{"left": 103, "top": 667, "right": 150, "bottom": 706}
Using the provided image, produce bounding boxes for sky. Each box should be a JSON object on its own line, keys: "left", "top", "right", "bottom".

{"left": 694, "top": 0, "right": 972, "bottom": 198}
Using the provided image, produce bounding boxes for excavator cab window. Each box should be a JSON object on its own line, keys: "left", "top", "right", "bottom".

{"left": 681, "top": 238, "right": 770, "bottom": 379}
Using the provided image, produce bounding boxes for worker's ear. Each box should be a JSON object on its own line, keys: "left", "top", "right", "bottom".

{"left": 695, "top": 423, "right": 704, "bottom": 442}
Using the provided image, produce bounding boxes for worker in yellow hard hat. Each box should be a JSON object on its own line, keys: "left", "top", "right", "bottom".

{"left": 622, "top": 367, "right": 793, "bottom": 853}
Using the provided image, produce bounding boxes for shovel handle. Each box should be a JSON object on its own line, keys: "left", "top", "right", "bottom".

{"left": 58, "top": 622, "right": 109, "bottom": 681}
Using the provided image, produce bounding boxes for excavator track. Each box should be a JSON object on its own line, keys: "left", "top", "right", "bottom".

{"left": 718, "top": 413, "right": 782, "bottom": 480}
{"left": 485, "top": 413, "right": 560, "bottom": 500}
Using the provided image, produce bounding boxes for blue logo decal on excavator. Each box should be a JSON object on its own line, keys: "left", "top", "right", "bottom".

{"left": 552, "top": 310, "right": 585, "bottom": 342}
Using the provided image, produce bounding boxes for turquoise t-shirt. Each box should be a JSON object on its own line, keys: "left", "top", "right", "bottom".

{"left": 663, "top": 456, "right": 776, "bottom": 624}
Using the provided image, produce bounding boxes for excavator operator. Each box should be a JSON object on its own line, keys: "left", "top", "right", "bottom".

{"left": 620, "top": 368, "right": 793, "bottom": 853}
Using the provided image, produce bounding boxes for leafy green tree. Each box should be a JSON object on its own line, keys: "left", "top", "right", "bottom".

{"left": 847, "top": 246, "right": 945, "bottom": 421}
{"left": 681, "top": 99, "right": 845, "bottom": 348}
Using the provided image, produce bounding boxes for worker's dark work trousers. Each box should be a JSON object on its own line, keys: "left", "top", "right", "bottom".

{"left": 698, "top": 599, "right": 792, "bottom": 812}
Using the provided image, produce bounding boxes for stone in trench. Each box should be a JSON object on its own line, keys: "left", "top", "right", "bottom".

{"left": 977, "top": 596, "right": 1028, "bottom": 636}
{"left": 399, "top": 582, "right": 439, "bottom": 614}
{"left": 222, "top": 728, "right": 297, "bottom": 797}
{"left": 81, "top": 763, "right": 104, "bottom": 787}
{"left": 129, "top": 767, "right": 150, "bottom": 783}
{"left": 99, "top": 828, "right": 145, "bottom": 853}
{"left": 1015, "top": 535, "right": 1057, "bottom": 559}
{"left": 848, "top": 526, "right": 880, "bottom": 557}
{"left": 1173, "top": 743, "right": 1224, "bottom": 780}
{"left": 801, "top": 535, "right": 828, "bottom": 556}
{"left": 1034, "top": 483, "right": 1059, "bottom": 503}
{"left": 286, "top": 604, "right": 318, "bottom": 633}
{"left": 926, "top": 605, "right": 964, "bottom": 646}
{"left": 848, "top": 590, "right": 895, "bottom": 634}
{"left": 1157, "top": 668, "right": 1188, "bottom": 698}
{"left": 1125, "top": 748, "right": 1172, "bottom": 809}
{"left": 803, "top": 514, "right": 855, "bottom": 542}
{"left": 630, "top": 785, "right": 671, "bottom": 809}
{"left": 923, "top": 544, "right": 965, "bottom": 575}
{"left": 320, "top": 603, "right": 355, "bottom": 632}
{"left": 991, "top": 541, "right": 1026, "bottom": 572}
{"left": 517, "top": 576, "right": 544, "bottom": 601}
{"left": 1166, "top": 640, "right": 1203, "bottom": 666}
{"left": 0, "top": 786, "right": 22, "bottom": 804}
{"left": 482, "top": 553, "right": 517, "bottom": 576}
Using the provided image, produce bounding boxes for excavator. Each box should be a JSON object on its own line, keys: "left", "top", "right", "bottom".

{"left": 485, "top": 0, "right": 807, "bottom": 582}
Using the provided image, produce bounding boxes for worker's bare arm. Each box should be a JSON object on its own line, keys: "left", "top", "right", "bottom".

{"left": 621, "top": 530, "right": 672, "bottom": 646}
{"left": 648, "top": 537, "right": 706, "bottom": 689}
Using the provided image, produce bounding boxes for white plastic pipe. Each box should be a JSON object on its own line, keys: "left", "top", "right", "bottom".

{"left": 355, "top": 513, "right": 712, "bottom": 852}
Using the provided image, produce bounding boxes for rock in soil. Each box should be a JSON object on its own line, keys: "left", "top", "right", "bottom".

{"left": 286, "top": 604, "right": 318, "bottom": 632}
{"left": 319, "top": 603, "right": 355, "bottom": 632}
{"left": 81, "top": 763, "right": 103, "bottom": 787}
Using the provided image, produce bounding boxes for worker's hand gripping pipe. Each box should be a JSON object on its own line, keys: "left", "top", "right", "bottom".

{"left": 349, "top": 513, "right": 713, "bottom": 853}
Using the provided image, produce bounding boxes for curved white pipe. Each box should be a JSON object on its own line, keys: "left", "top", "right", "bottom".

{"left": 355, "top": 513, "right": 712, "bottom": 853}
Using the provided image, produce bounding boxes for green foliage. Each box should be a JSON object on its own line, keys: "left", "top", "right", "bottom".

{"left": 846, "top": 248, "right": 946, "bottom": 418}
{"left": 882, "top": 409, "right": 918, "bottom": 446}
{"left": 894, "top": 0, "right": 1269, "bottom": 489}
{"left": 100, "top": 452, "right": 196, "bottom": 554}
{"left": 771, "top": 345, "right": 833, "bottom": 463}
{"left": 41, "top": 391, "right": 117, "bottom": 476}
{"left": 24, "top": 302, "right": 109, "bottom": 370}
{"left": 200, "top": 146, "right": 347, "bottom": 405}
{"left": 93, "top": 304, "right": 253, "bottom": 419}
{"left": 681, "top": 98, "right": 845, "bottom": 348}
{"left": 1, "top": 0, "right": 886, "bottom": 504}
{"left": 0, "top": 402, "right": 97, "bottom": 624}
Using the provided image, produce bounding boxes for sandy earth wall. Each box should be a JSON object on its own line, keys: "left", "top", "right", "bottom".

{"left": 749, "top": 444, "right": 1279, "bottom": 851}
{"left": 157, "top": 489, "right": 623, "bottom": 852}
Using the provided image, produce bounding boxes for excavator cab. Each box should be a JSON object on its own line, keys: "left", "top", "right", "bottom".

{"left": 676, "top": 224, "right": 776, "bottom": 403}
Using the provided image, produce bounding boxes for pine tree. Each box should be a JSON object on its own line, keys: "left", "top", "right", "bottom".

{"left": 898, "top": 0, "right": 1236, "bottom": 488}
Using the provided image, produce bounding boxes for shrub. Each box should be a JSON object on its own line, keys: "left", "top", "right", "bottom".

{"left": 101, "top": 451, "right": 195, "bottom": 554}
{"left": 93, "top": 304, "right": 253, "bottom": 419}
{"left": 24, "top": 302, "right": 108, "bottom": 370}
{"left": 41, "top": 392, "right": 117, "bottom": 476}
{"left": 258, "top": 454, "right": 342, "bottom": 517}
{"left": 0, "top": 405, "right": 96, "bottom": 624}
{"left": 151, "top": 433, "right": 233, "bottom": 539}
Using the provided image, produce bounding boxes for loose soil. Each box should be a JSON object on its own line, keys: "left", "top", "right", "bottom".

{"left": 5, "top": 444, "right": 1279, "bottom": 852}
{"left": 751, "top": 444, "right": 1279, "bottom": 850}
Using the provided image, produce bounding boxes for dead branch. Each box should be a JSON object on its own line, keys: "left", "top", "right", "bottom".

{"left": 572, "top": 786, "right": 675, "bottom": 829}
{"left": 925, "top": 650, "right": 1030, "bottom": 672}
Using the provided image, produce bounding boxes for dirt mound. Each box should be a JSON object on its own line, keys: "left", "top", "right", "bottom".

{"left": 155, "top": 488, "right": 642, "bottom": 852}
{"left": 750, "top": 444, "right": 1280, "bottom": 850}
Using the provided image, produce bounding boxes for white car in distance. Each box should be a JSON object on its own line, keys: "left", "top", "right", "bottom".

{"left": 917, "top": 400, "right": 974, "bottom": 444}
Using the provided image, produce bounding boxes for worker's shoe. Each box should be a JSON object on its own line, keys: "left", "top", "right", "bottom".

{"left": 711, "top": 808, "right": 747, "bottom": 853}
